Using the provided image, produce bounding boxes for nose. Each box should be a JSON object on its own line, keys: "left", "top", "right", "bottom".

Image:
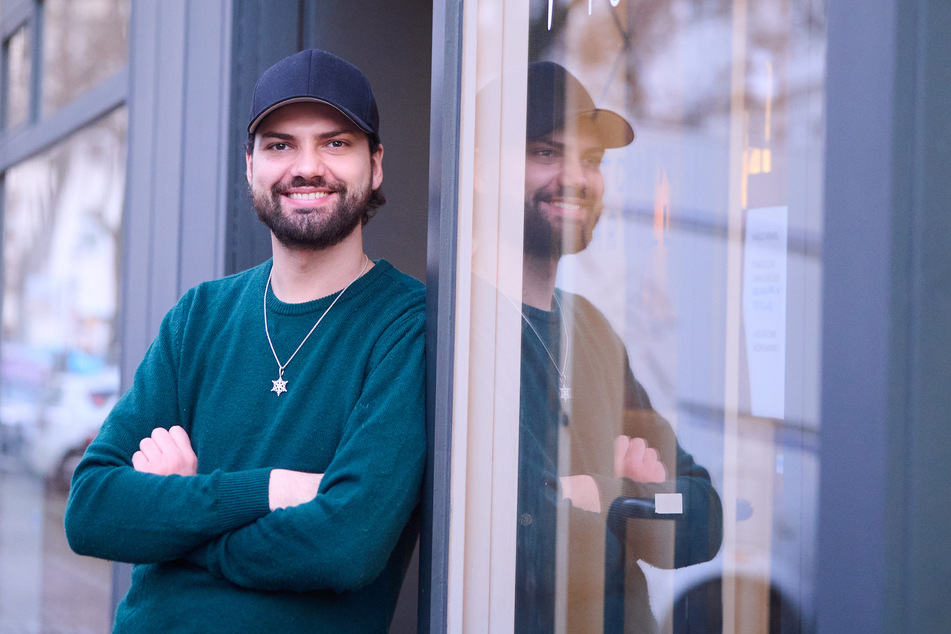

{"left": 559, "top": 152, "right": 588, "bottom": 190}
{"left": 291, "top": 145, "right": 327, "bottom": 179}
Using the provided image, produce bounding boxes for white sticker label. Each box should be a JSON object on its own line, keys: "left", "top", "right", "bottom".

{"left": 655, "top": 493, "right": 683, "bottom": 515}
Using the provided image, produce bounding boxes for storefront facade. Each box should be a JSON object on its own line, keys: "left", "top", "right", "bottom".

{"left": 0, "top": 1, "right": 948, "bottom": 632}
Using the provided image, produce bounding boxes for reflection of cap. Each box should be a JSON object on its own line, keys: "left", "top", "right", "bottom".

{"left": 248, "top": 49, "right": 380, "bottom": 143}
{"left": 526, "top": 61, "right": 634, "bottom": 148}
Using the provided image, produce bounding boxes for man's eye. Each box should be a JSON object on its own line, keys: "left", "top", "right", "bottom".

{"left": 328, "top": 140, "right": 347, "bottom": 148}
{"left": 532, "top": 148, "right": 556, "bottom": 159}
{"left": 584, "top": 155, "right": 604, "bottom": 167}
{"left": 268, "top": 142, "right": 289, "bottom": 151}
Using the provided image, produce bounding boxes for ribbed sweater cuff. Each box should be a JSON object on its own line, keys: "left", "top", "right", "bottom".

{"left": 592, "top": 475, "right": 626, "bottom": 516}
{"left": 216, "top": 468, "right": 272, "bottom": 528}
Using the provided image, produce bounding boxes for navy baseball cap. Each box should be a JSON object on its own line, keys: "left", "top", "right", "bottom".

{"left": 526, "top": 61, "right": 634, "bottom": 148}
{"left": 248, "top": 49, "right": 380, "bottom": 144}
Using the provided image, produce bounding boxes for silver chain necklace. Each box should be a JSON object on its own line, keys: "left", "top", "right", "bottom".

{"left": 509, "top": 292, "right": 572, "bottom": 402}
{"left": 264, "top": 255, "right": 369, "bottom": 395}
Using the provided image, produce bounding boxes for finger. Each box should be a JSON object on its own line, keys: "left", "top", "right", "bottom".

{"left": 139, "top": 437, "right": 162, "bottom": 462}
{"left": 168, "top": 426, "right": 195, "bottom": 457}
{"left": 150, "top": 427, "right": 175, "bottom": 452}
{"left": 643, "top": 447, "right": 659, "bottom": 465}
{"left": 645, "top": 460, "right": 667, "bottom": 483}
{"left": 642, "top": 447, "right": 667, "bottom": 483}
{"left": 638, "top": 446, "right": 666, "bottom": 482}
{"left": 132, "top": 450, "right": 148, "bottom": 471}
{"left": 614, "top": 435, "right": 630, "bottom": 478}
{"left": 625, "top": 437, "right": 648, "bottom": 468}
{"left": 169, "top": 425, "right": 198, "bottom": 474}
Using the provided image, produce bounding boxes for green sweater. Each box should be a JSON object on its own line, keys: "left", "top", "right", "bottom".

{"left": 65, "top": 259, "right": 426, "bottom": 633}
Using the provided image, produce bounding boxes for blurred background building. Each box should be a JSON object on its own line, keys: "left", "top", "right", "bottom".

{"left": 0, "top": 1, "right": 947, "bottom": 633}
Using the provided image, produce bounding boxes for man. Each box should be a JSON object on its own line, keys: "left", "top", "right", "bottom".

{"left": 64, "top": 49, "right": 425, "bottom": 633}
{"left": 511, "top": 62, "right": 723, "bottom": 632}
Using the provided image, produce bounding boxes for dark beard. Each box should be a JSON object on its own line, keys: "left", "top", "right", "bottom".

{"left": 522, "top": 188, "right": 599, "bottom": 260}
{"left": 522, "top": 200, "right": 562, "bottom": 259}
{"left": 251, "top": 176, "right": 370, "bottom": 250}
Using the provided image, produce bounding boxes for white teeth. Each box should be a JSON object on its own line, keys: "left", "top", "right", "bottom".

{"left": 552, "top": 201, "right": 581, "bottom": 211}
{"left": 287, "top": 192, "right": 330, "bottom": 200}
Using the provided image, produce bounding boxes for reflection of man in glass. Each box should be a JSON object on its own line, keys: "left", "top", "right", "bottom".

{"left": 514, "top": 62, "right": 723, "bottom": 632}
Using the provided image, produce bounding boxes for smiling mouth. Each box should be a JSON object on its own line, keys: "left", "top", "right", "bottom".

{"left": 545, "top": 199, "right": 587, "bottom": 219}
{"left": 285, "top": 191, "right": 332, "bottom": 201}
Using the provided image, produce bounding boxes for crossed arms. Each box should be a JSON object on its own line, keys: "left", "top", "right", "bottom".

{"left": 559, "top": 435, "right": 667, "bottom": 513}
{"left": 65, "top": 297, "right": 427, "bottom": 593}
{"left": 133, "top": 425, "right": 322, "bottom": 511}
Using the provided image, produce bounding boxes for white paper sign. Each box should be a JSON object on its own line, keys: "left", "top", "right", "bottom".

{"left": 743, "top": 206, "right": 788, "bottom": 420}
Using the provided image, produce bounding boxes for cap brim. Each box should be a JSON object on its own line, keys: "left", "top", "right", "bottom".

{"left": 527, "top": 107, "right": 636, "bottom": 149}
{"left": 248, "top": 96, "right": 375, "bottom": 137}
{"left": 582, "top": 108, "right": 635, "bottom": 148}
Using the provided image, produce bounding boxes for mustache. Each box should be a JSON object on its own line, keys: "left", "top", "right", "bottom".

{"left": 534, "top": 185, "right": 588, "bottom": 203}
{"left": 272, "top": 176, "right": 345, "bottom": 194}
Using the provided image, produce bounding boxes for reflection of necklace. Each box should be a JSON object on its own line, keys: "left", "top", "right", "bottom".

{"left": 515, "top": 293, "right": 572, "bottom": 403}
{"left": 264, "top": 256, "right": 369, "bottom": 395}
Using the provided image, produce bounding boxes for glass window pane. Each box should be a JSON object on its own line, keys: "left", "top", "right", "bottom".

{"left": 4, "top": 24, "right": 31, "bottom": 129}
{"left": 461, "top": 0, "right": 825, "bottom": 631}
{"left": 0, "top": 106, "right": 127, "bottom": 632}
{"left": 41, "top": 0, "right": 130, "bottom": 116}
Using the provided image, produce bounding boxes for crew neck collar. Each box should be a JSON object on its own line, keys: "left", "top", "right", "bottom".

{"left": 263, "top": 259, "right": 387, "bottom": 316}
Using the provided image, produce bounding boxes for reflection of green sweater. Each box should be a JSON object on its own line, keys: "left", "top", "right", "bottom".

{"left": 65, "top": 259, "right": 426, "bottom": 633}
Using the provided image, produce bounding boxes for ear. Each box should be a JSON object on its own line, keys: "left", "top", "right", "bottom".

{"left": 370, "top": 144, "right": 384, "bottom": 191}
{"left": 245, "top": 151, "right": 253, "bottom": 185}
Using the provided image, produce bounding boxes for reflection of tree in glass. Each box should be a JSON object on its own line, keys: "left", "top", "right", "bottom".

{"left": 42, "top": 0, "right": 131, "bottom": 116}
{"left": 2, "top": 110, "right": 126, "bottom": 360}
{"left": 528, "top": 0, "right": 826, "bottom": 139}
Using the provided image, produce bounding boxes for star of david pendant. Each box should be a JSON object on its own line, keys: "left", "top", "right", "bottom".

{"left": 559, "top": 384, "right": 572, "bottom": 402}
{"left": 271, "top": 377, "right": 288, "bottom": 395}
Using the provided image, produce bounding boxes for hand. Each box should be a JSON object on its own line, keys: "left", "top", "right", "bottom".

{"left": 559, "top": 474, "right": 602, "bottom": 513}
{"left": 132, "top": 426, "right": 198, "bottom": 476}
{"left": 614, "top": 435, "right": 667, "bottom": 483}
{"left": 268, "top": 469, "right": 323, "bottom": 511}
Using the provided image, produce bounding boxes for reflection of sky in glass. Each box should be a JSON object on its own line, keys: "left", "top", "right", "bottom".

{"left": 4, "top": 25, "right": 31, "bottom": 129}
{"left": 42, "top": 0, "right": 130, "bottom": 116}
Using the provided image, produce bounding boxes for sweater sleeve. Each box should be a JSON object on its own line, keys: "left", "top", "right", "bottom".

{"left": 64, "top": 298, "right": 272, "bottom": 563}
{"left": 185, "top": 310, "right": 426, "bottom": 593}
{"left": 591, "top": 440, "right": 723, "bottom": 570}
{"left": 589, "top": 370, "right": 723, "bottom": 570}
{"left": 566, "top": 299, "right": 721, "bottom": 569}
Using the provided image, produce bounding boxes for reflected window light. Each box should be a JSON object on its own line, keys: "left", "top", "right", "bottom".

{"left": 749, "top": 147, "right": 762, "bottom": 174}
{"left": 765, "top": 61, "right": 773, "bottom": 144}
{"left": 3, "top": 25, "right": 31, "bottom": 129}
{"left": 654, "top": 169, "right": 671, "bottom": 245}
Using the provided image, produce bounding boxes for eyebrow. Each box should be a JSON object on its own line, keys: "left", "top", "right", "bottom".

{"left": 258, "top": 128, "right": 359, "bottom": 143}
{"left": 528, "top": 137, "right": 605, "bottom": 156}
{"left": 528, "top": 138, "right": 564, "bottom": 151}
